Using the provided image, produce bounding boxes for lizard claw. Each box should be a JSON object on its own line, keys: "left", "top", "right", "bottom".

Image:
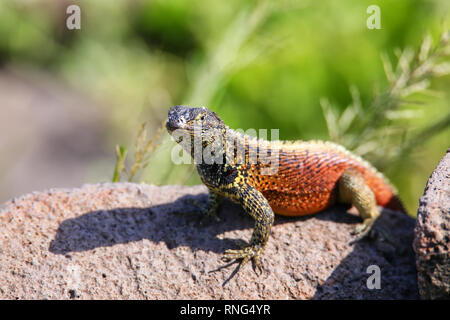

{"left": 352, "top": 224, "right": 398, "bottom": 249}
{"left": 350, "top": 217, "right": 376, "bottom": 239}
{"left": 222, "top": 243, "right": 264, "bottom": 275}
{"left": 350, "top": 218, "right": 397, "bottom": 247}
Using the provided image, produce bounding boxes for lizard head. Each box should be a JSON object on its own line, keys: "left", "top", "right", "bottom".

{"left": 166, "top": 106, "right": 227, "bottom": 160}
{"left": 166, "top": 105, "right": 225, "bottom": 135}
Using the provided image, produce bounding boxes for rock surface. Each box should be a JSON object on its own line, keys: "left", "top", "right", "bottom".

{"left": 0, "top": 182, "right": 418, "bottom": 299}
{"left": 414, "top": 149, "right": 450, "bottom": 299}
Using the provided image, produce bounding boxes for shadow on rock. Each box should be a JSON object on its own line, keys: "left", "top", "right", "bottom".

{"left": 50, "top": 193, "right": 251, "bottom": 255}
{"left": 312, "top": 209, "right": 419, "bottom": 299}
{"left": 49, "top": 194, "right": 357, "bottom": 256}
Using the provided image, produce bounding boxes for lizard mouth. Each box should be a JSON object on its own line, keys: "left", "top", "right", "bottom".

{"left": 165, "top": 119, "right": 180, "bottom": 133}
{"left": 166, "top": 105, "right": 193, "bottom": 134}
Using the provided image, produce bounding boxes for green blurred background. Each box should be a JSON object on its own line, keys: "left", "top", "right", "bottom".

{"left": 0, "top": 0, "right": 448, "bottom": 215}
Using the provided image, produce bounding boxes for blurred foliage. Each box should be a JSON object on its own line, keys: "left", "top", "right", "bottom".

{"left": 0, "top": 0, "right": 449, "bottom": 215}
{"left": 321, "top": 31, "right": 450, "bottom": 170}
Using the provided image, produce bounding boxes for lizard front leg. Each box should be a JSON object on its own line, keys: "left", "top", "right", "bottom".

{"left": 202, "top": 190, "right": 223, "bottom": 221}
{"left": 189, "top": 190, "right": 223, "bottom": 222}
{"left": 222, "top": 184, "right": 274, "bottom": 274}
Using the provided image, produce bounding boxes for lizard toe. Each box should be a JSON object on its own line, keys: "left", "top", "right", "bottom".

{"left": 222, "top": 245, "right": 264, "bottom": 275}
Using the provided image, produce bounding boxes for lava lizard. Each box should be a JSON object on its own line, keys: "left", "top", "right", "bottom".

{"left": 166, "top": 105, "right": 405, "bottom": 273}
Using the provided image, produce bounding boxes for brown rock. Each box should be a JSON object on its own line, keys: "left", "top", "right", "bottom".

{"left": 414, "top": 149, "right": 450, "bottom": 299}
{"left": 0, "top": 183, "right": 417, "bottom": 299}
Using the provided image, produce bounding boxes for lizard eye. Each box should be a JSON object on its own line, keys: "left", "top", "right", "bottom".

{"left": 200, "top": 115, "right": 205, "bottom": 121}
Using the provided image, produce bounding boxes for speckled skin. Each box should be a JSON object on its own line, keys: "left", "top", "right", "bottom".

{"left": 166, "top": 105, "right": 405, "bottom": 272}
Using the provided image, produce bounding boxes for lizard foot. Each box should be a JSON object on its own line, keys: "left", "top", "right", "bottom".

{"left": 222, "top": 243, "right": 264, "bottom": 275}
{"left": 350, "top": 223, "right": 399, "bottom": 253}
{"left": 350, "top": 218, "right": 396, "bottom": 247}
{"left": 350, "top": 218, "right": 376, "bottom": 242}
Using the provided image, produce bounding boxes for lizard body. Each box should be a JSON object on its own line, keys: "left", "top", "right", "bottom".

{"left": 166, "top": 105, "right": 405, "bottom": 272}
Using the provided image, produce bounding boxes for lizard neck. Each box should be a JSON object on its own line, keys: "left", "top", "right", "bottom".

{"left": 223, "top": 127, "right": 273, "bottom": 167}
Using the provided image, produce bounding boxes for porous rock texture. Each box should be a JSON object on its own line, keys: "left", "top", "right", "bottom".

{"left": 414, "top": 149, "right": 450, "bottom": 299}
{"left": 0, "top": 182, "right": 418, "bottom": 299}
